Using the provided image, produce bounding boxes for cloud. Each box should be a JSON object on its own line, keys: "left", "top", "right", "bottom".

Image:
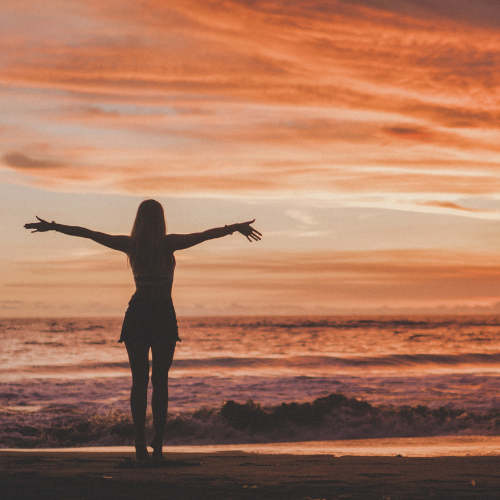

{"left": 420, "top": 200, "right": 486, "bottom": 213}
{"left": 3, "top": 1, "right": 500, "bottom": 109}
{"left": 2, "top": 152, "right": 64, "bottom": 170}
{"left": 285, "top": 209, "right": 317, "bottom": 225}
{"left": 9, "top": 244, "right": 500, "bottom": 314}
{"left": 382, "top": 126, "right": 433, "bottom": 141}
{"left": 1, "top": 0, "right": 500, "bottom": 201}
{"left": 172, "top": 248, "right": 500, "bottom": 306}
{"left": 16, "top": 250, "right": 128, "bottom": 277}
{"left": 344, "top": 0, "right": 500, "bottom": 29}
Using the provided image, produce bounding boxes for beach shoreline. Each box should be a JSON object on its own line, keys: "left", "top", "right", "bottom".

{"left": 3, "top": 435, "right": 500, "bottom": 457}
{"left": 1, "top": 450, "right": 499, "bottom": 499}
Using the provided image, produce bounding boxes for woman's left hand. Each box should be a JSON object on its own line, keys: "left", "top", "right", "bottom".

{"left": 235, "top": 220, "right": 262, "bottom": 242}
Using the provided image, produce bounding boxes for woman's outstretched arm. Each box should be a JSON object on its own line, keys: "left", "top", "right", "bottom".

{"left": 167, "top": 220, "right": 261, "bottom": 251}
{"left": 24, "top": 216, "right": 129, "bottom": 252}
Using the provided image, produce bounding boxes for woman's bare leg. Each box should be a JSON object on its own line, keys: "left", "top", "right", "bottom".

{"left": 150, "top": 341, "right": 176, "bottom": 458}
{"left": 125, "top": 341, "right": 151, "bottom": 458}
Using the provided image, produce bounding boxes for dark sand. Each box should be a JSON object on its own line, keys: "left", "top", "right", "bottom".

{"left": 1, "top": 451, "right": 499, "bottom": 499}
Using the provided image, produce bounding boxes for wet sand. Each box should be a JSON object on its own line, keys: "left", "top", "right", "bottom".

{"left": 1, "top": 451, "right": 500, "bottom": 499}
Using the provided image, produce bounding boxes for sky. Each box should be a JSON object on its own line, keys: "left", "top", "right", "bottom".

{"left": 2, "top": 0, "right": 500, "bottom": 317}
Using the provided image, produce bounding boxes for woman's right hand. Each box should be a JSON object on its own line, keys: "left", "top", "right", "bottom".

{"left": 24, "top": 216, "right": 53, "bottom": 233}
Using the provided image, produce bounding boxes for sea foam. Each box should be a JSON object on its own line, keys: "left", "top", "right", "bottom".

{"left": 1, "top": 393, "right": 499, "bottom": 449}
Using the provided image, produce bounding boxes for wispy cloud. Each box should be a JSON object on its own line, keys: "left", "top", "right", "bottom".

{"left": 170, "top": 248, "right": 500, "bottom": 311}
{"left": 420, "top": 200, "right": 486, "bottom": 213}
{"left": 1, "top": 0, "right": 500, "bottom": 205}
{"left": 285, "top": 209, "right": 317, "bottom": 226}
{"left": 12, "top": 246, "right": 500, "bottom": 312}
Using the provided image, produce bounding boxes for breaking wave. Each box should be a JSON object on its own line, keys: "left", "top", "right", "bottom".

{"left": 2, "top": 393, "right": 499, "bottom": 449}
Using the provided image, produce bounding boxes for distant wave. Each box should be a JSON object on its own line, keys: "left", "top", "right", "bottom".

{"left": 0, "top": 361, "right": 131, "bottom": 375}
{"left": 1, "top": 392, "right": 499, "bottom": 449}
{"left": 3, "top": 352, "right": 500, "bottom": 376}
{"left": 186, "top": 315, "right": 500, "bottom": 330}
{"left": 172, "top": 353, "right": 500, "bottom": 369}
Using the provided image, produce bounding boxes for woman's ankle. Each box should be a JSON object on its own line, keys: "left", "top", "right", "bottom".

{"left": 150, "top": 438, "right": 163, "bottom": 459}
{"left": 135, "top": 444, "right": 150, "bottom": 461}
{"left": 150, "top": 436, "right": 162, "bottom": 449}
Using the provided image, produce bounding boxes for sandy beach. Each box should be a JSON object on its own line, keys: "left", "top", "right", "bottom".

{"left": 1, "top": 450, "right": 499, "bottom": 499}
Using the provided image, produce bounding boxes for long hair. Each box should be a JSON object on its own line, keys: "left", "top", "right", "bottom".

{"left": 128, "top": 199, "right": 167, "bottom": 276}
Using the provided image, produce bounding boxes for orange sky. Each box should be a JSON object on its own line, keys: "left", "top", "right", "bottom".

{"left": 1, "top": 0, "right": 500, "bottom": 316}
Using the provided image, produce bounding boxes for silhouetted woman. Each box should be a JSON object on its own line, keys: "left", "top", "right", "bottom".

{"left": 24, "top": 200, "right": 261, "bottom": 461}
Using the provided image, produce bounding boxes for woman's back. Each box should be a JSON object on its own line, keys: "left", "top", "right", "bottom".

{"left": 131, "top": 237, "right": 176, "bottom": 293}
{"left": 127, "top": 199, "right": 172, "bottom": 291}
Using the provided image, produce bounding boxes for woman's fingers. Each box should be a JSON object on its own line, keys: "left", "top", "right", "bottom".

{"left": 245, "top": 232, "right": 260, "bottom": 242}
{"left": 248, "top": 229, "right": 261, "bottom": 241}
{"left": 235, "top": 220, "right": 261, "bottom": 241}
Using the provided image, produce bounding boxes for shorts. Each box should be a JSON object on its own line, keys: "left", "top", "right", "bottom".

{"left": 119, "top": 291, "right": 180, "bottom": 345}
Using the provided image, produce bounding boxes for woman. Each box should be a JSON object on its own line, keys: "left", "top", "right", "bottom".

{"left": 24, "top": 199, "right": 261, "bottom": 461}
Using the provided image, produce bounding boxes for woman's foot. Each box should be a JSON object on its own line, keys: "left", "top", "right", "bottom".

{"left": 150, "top": 440, "right": 163, "bottom": 461}
{"left": 135, "top": 445, "right": 151, "bottom": 462}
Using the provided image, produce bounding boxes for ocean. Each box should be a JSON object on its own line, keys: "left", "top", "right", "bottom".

{"left": 1, "top": 315, "right": 500, "bottom": 451}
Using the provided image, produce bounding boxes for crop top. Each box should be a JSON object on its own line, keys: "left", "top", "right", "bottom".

{"left": 133, "top": 256, "right": 176, "bottom": 293}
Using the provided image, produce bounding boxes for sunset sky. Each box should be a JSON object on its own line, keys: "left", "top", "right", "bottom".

{"left": 2, "top": 0, "right": 500, "bottom": 317}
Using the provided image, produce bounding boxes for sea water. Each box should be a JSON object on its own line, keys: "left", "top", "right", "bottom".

{"left": 1, "top": 316, "right": 499, "bottom": 450}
